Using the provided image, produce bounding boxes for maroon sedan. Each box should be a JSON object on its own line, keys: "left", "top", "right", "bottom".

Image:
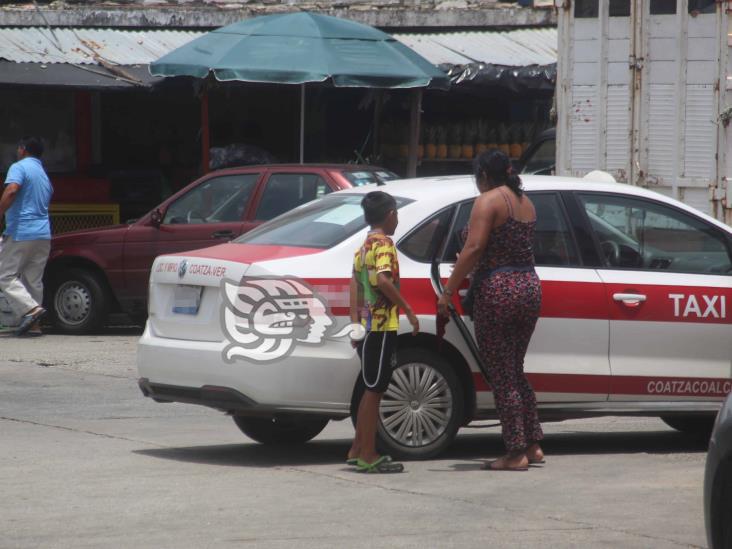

{"left": 45, "top": 164, "right": 397, "bottom": 333}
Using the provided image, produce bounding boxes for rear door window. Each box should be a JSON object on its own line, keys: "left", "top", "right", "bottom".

{"left": 163, "top": 173, "right": 259, "bottom": 225}
{"left": 255, "top": 173, "right": 333, "bottom": 221}
{"left": 237, "top": 194, "right": 412, "bottom": 249}
{"left": 399, "top": 207, "right": 455, "bottom": 262}
{"left": 439, "top": 193, "right": 580, "bottom": 266}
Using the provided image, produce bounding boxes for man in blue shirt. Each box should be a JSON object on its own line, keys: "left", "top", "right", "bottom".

{"left": 0, "top": 137, "right": 53, "bottom": 336}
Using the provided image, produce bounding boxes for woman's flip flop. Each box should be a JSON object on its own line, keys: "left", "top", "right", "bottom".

{"left": 356, "top": 455, "right": 404, "bottom": 474}
{"left": 481, "top": 460, "right": 529, "bottom": 472}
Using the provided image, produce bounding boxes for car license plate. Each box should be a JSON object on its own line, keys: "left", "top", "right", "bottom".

{"left": 172, "top": 285, "right": 202, "bottom": 315}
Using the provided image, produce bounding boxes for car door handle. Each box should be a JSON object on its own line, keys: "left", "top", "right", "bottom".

{"left": 211, "top": 230, "right": 235, "bottom": 239}
{"left": 613, "top": 293, "right": 647, "bottom": 307}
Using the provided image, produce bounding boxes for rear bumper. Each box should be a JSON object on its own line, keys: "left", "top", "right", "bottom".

{"left": 136, "top": 324, "right": 356, "bottom": 418}
{"left": 138, "top": 378, "right": 256, "bottom": 411}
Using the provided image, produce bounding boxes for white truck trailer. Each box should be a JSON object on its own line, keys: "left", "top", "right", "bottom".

{"left": 556, "top": 0, "right": 731, "bottom": 223}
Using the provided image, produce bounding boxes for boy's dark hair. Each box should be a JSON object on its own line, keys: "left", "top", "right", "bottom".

{"left": 18, "top": 137, "right": 44, "bottom": 158}
{"left": 361, "top": 191, "right": 397, "bottom": 226}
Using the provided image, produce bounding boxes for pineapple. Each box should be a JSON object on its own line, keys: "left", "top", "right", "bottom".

{"left": 437, "top": 125, "right": 448, "bottom": 159}
{"left": 475, "top": 119, "right": 489, "bottom": 156}
{"left": 425, "top": 125, "right": 437, "bottom": 159}
{"left": 462, "top": 121, "right": 476, "bottom": 159}
{"left": 509, "top": 124, "right": 523, "bottom": 159}
{"left": 498, "top": 124, "right": 510, "bottom": 156}
{"left": 448, "top": 123, "right": 463, "bottom": 159}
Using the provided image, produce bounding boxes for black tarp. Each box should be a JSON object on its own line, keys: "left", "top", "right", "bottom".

{"left": 443, "top": 63, "right": 556, "bottom": 94}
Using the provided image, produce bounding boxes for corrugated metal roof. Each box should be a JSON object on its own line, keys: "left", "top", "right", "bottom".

{"left": 393, "top": 28, "right": 557, "bottom": 67}
{"left": 0, "top": 27, "right": 556, "bottom": 68}
{"left": 0, "top": 28, "right": 200, "bottom": 65}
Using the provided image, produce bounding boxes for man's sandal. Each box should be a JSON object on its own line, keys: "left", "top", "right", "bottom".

{"left": 356, "top": 455, "right": 404, "bottom": 474}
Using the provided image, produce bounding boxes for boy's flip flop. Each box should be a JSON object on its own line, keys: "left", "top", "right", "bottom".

{"left": 347, "top": 454, "right": 391, "bottom": 467}
{"left": 14, "top": 308, "right": 46, "bottom": 337}
{"left": 356, "top": 455, "right": 404, "bottom": 474}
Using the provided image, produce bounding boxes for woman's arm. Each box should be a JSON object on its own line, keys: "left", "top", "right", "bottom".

{"left": 442, "top": 193, "right": 498, "bottom": 296}
{"left": 436, "top": 193, "right": 498, "bottom": 317}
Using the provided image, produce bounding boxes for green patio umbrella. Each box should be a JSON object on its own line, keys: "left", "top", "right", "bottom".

{"left": 150, "top": 12, "right": 450, "bottom": 164}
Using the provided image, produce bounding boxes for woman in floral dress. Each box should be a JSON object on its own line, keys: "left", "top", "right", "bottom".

{"left": 437, "top": 149, "right": 544, "bottom": 471}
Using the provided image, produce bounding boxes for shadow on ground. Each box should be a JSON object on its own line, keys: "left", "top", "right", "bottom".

{"left": 134, "top": 428, "right": 708, "bottom": 469}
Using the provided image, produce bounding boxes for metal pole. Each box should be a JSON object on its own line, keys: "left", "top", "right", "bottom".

{"left": 300, "top": 83, "right": 305, "bottom": 164}
{"left": 201, "top": 85, "right": 210, "bottom": 174}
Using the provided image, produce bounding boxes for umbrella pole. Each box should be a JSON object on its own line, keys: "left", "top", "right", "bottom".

{"left": 406, "top": 88, "right": 423, "bottom": 178}
{"left": 299, "top": 83, "right": 305, "bottom": 164}
{"left": 201, "top": 85, "right": 210, "bottom": 174}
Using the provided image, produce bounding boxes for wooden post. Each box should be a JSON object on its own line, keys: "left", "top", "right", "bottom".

{"left": 201, "top": 86, "right": 210, "bottom": 174}
{"left": 406, "top": 88, "right": 423, "bottom": 178}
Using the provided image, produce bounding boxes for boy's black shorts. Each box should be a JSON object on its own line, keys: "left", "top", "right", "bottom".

{"left": 357, "top": 330, "right": 398, "bottom": 394}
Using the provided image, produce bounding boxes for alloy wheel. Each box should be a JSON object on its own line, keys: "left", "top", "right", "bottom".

{"left": 379, "top": 362, "right": 454, "bottom": 448}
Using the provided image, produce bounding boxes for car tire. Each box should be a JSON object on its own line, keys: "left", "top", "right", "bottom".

{"left": 49, "top": 268, "right": 109, "bottom": 334}
{"left": 661, "top": 415, "right": 716, "bottom": 438}
{"left": 351, "top": 347, "right": 464, "bottom": 460}
{"left": 232, "top": 416, "right": 329, "bottom": 445}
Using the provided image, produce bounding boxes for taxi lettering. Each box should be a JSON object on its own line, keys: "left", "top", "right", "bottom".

{"left": 668, "top": 293, "right": 726, "bottom": 319}
{"left": 188, "top": 264, "right": 227, "bottom": 278}
{"left": 647, "top": 379, "right": 732, "bottom": 396}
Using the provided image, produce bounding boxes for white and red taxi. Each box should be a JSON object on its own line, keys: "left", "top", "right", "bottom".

{"left": 137, "top": 175, "right": 732, "bottom": 459}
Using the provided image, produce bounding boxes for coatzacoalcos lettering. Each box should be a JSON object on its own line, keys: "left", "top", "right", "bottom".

{"left": 187, "top": 264, "right": 227, "bottom": 277}
{"left": 647, "top": 379, "right": 732, "bottom": 396}
{"left": 156, "top": 261, "right": 227, "bottom": 277}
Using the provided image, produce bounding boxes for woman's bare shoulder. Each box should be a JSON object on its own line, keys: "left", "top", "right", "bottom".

{"left": 475, "top": 188, "right": 504, "bottom": 208}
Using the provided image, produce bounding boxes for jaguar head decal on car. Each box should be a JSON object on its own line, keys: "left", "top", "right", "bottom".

{"left": 221, "top": 276, "right": 361, "bottom": 363}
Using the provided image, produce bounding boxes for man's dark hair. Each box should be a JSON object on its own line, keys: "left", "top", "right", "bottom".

{"left": 361, "top": 191, "right": 397, "bottom": 226}
{"left": 18, "top": 137, "right": 44, "bottom": 158}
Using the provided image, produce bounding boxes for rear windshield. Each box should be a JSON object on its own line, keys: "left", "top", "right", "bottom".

{"left": 234, "top": 193, "right": 412, "bottom": 249}
{"left": 342, "top": 169, "right": 400, "bottom": 187}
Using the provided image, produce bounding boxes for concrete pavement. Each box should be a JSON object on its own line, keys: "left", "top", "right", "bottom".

{"left": 0, "top": 333, "right": 709, "bottom": 548}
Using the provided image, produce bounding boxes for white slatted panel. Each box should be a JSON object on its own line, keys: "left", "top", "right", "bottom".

{"left": 605, "top": 85, "right": 630, "bottom": 175}
{"left": 681, "top": 187, "right": 712, "bottom": 215}
{"left": 647, "top": 84, "right": 676, "bottom": 181}
{"left": 683, "top": 85, "right": 716, "bottom": 178}
{"left": 570, "top": 85, "right": 598, "bottom": 173}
